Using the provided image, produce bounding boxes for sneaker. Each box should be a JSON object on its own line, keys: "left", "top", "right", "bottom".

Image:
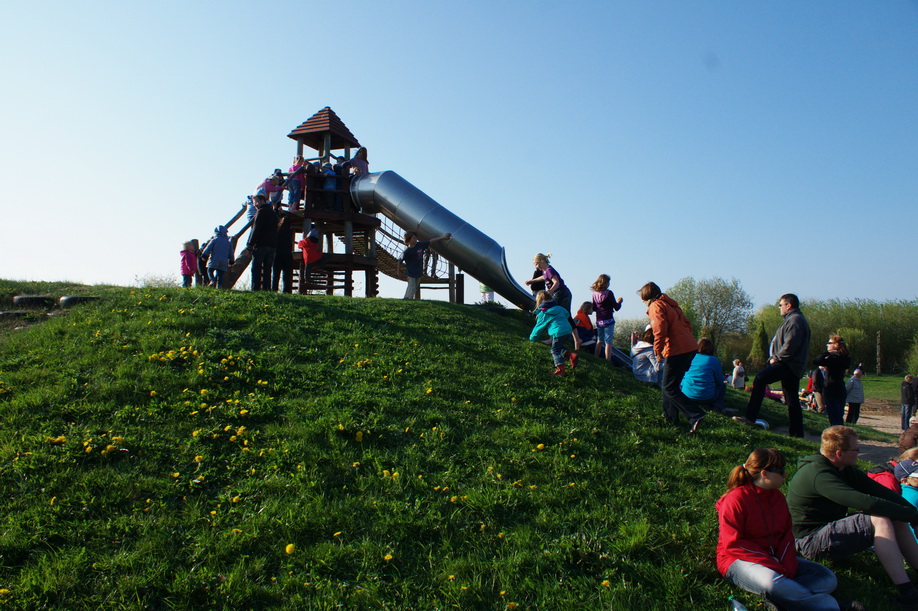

{"left": 569, "top": 352, "right": 578, "bottom": 370}
{"left": 551, "top": 365, "right": 566, "bottom": 377}
{"left": 688, "top": 417, "right": 703, "bottom": 435}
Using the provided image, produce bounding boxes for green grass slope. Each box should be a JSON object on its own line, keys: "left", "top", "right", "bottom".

{"left": 0, "top": 281, "right": 900, "bottom": 609}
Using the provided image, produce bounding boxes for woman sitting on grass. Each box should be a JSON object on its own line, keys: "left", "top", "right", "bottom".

{"left": 716, "top": 448, "right": 859, "bottom": 611}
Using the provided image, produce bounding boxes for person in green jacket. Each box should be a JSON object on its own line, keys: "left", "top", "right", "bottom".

{"left": 787, "top": 425, "right": 918, "bottom": 609}
{"left": 529, "top": 290, "right": 577, "bottom": 377}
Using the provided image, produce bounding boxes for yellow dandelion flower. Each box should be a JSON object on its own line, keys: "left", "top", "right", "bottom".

{"left": 448, "top": 575, "right": 455, "bottom": 580}
{"left": 352, "top": 462, "right": 360, "bottom": 467}
{"left": 285, "top": 543, "right": 295, "bottom": 554}
{"left": 149, "top": 391, "right": 157, "bottom": 397}
{"left": 192, "top": 430, "right": 200, "bottom": 437}
{"left": 382, "top": 470, "right": 391, "bottom": 477}
{"left": 392, "top": 471, "right": 400, "bottom": 478}
{"left": 355, "top": 431, "right": 363, "bottom": 442}
{"left": 105, "top": 444, "right": 116, "bottom": 453}
{"left": 601, "top": 580, "right": 611, "bottom": 588}
{"left": 232, "top": 528, "right": 242, "bottom": 534}
{"left": 0, "top": 589, "right": 9, "bottom": 595}
{"left": 232, "top": 496, "right": 240, "bottom": 503}
{"left": 172, "top": 472, "right": 180, "bottom": 478}
{"left": 49, "top": 496, "right": 56, "bottom": 506}
{"left": 333, "top": 531, "right": 342, "bottom": 537}
{"left": 194, "top": 455, "right": 203, "bottom": 462}
{"left": 384, "top": 553, "right": 393, "bottom": 562}
{"left": 239, "top": 409, "right": 248, "bottom": 415}
{"left": 498, "top": 532, "right": 506, "bottom": 539}
{"left": 426, "top": 388, "right": 432, "bottom": 394}
{"left": 536, "top": 443, "right": 545, "bottom": 450}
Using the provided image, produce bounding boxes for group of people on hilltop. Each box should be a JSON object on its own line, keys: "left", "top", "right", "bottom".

{"left": 182, "top": 149, "right": 372, "bottom": 291}
{"left": 247, "top": 148, "right": 369, "bottom": 217}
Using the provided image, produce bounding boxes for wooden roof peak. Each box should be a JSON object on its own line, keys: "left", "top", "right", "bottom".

{"left": 287, "top": 107, "right": 361, "bottom": 152}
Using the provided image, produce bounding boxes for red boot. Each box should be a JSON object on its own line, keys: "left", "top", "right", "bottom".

{"left": 568, "top": 352, "right": 578, "bottom": 370}
{"left": 551, "top": 364, "right": 567, "bottom": 376}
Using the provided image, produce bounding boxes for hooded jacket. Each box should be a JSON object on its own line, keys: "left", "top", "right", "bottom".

{"left": 716, "top": 484, "right": 798, "bottom": 578}
{"left": 529, "top": 299, "right": 573, "bottom": 341}
{"left": 201, "top": 227, "right": 234, "bottom": 272}
{"left": 630, "top": 341, "right": 661, "bottom": 384}
{"left": 646, "top": 294, "right": 697, "bottom": 359}
{"left": 786, "top": 453, "right": 918, "bottom": 538}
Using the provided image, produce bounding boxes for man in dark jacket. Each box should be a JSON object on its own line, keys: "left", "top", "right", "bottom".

{"left": 247, "top": 194, "right": 279, "bottom": 291}
{"left": 734, "top": 293, "right": 810, "bottom": 437}
{"left": 787, "top": 425, "right": 918, "bottom": 608}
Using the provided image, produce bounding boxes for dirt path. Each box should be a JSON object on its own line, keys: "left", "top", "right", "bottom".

{"left": 772, "top": 400, "right": 902, "bottom": 466}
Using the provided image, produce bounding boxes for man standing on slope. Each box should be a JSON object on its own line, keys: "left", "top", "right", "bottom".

{"left": 787, "top": 426, "right": 918, "bottom": 609}
{"left": 734, "top": 293, "right": 810, "bottom": 437}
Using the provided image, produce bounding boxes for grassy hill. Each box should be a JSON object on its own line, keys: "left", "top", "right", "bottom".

{"left": 0, "top": 280, "right": 899, "bottom": 609}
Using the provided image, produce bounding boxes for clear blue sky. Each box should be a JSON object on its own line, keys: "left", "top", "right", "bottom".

{"left": 2, "top": 1, "right": 916, "bottom": 320}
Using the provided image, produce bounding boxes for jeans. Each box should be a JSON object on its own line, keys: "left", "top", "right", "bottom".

{"left": 272, "top": 257, "right": 293, "bottom": 293}
{"left": 182, "top": 274, "right": 193, "bottom": 288}
{"left": 550, "top": 336, "right": 569, "bottom": 367}
{"left": 250, "top": 247, "right": 276, "bottom": 291}
{"left": 725, "top": 558, "right": 838, "bottom": 611}
{"left": 403, "top": 275, "right": 420, "bottom": 299}
{"left": 823, "top": 391, "right": 846, "bottom": 427}
{"left": 744, "top": 361, "right": 804, "bottom": 437}
{"left": 903, "top": 404, "right": 915, "bottom": 430}
{"left": 845, "top": 403, "right": 861, "bottom": 424}
{"left": 661, "top": 351, "right": 705, "bottom": 426}
{"left": 287, "top": 180, "right": 303, "bottom": 210}
{"left": 688, "top": 381, "right": 726, "bottom": 414}
{"left": 208, "top": 268, "right": 225, "bottom": 288}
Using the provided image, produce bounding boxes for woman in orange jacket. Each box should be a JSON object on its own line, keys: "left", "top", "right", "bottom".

{"left": 640, "top": 281, "right": 705, "bottom": 434}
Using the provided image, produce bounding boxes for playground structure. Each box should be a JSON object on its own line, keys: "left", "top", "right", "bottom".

{"left": 201, "top": 107, "right": 536, "bottom": 310}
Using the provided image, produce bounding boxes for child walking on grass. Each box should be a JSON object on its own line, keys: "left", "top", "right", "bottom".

{"left": 529, "top": 290, "right": 577, "bottom": 376}
{"left": 180, "top": 241, "right": 197, "bottom": 288}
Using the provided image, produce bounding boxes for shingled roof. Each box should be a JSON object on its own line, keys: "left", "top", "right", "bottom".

{"left": 287, "top": 107, "right": 361, "bottom": 152}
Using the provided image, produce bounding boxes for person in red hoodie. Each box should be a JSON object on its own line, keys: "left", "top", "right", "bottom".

{"left": 716, "top": 448, "right": 848, "bottom": 611}
{"left": 640, "top": 282, "right": 705, "bottom": 434}
{"left": 296, "top": 220, "right": 327, "bottom": 288}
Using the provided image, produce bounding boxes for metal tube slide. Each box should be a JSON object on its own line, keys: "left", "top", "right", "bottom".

{"left": 351, "top": 171, "right": 535, "bottom": 311}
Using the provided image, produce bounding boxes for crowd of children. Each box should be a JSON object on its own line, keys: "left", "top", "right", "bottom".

{"left": 183, "top": 150, "right": 374, "bottom": 291}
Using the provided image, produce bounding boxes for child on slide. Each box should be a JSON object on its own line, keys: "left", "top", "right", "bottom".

{"left": 529, "top": 290, "right": 577, "bottom": 376}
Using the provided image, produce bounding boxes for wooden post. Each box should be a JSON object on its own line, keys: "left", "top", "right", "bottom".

{"left": 877, "top": 330, "right": 882, "bottom": 375}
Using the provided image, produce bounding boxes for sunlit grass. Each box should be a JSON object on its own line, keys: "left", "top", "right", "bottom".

{"left": 0, "top": 279, "right": 900, "bottom": 609}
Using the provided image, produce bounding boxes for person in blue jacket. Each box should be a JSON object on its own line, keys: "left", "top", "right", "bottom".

{"left": 529, "top": 290, "right": 577, "bottom": 376}
{"left": 681, "top": 338, "right": 726, "bottom": 413}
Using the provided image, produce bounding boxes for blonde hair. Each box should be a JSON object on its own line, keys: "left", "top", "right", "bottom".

{"left": 534, "top": 290, "right": 550, "bottom": 308}
{"left": 183, "top": 241, "right": 193, "bottom": 249}
{"left": 733, "top": 359, "right": 741, "bottom": 367}
{"left": 900, "top": 448, "right": 918, "bottom": 462}
{"left": 820, "top": 425, "right": 858, "bottom": 458}
{"left": 533, "top": 253, "right": 552, "bottom": 266}
{"left": 591, "top": 274, "right": 610, "bottom": 292}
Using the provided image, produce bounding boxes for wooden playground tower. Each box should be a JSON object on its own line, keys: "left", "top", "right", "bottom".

{"left": 214, "top": 107, "right": 464, "bottom": 301}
